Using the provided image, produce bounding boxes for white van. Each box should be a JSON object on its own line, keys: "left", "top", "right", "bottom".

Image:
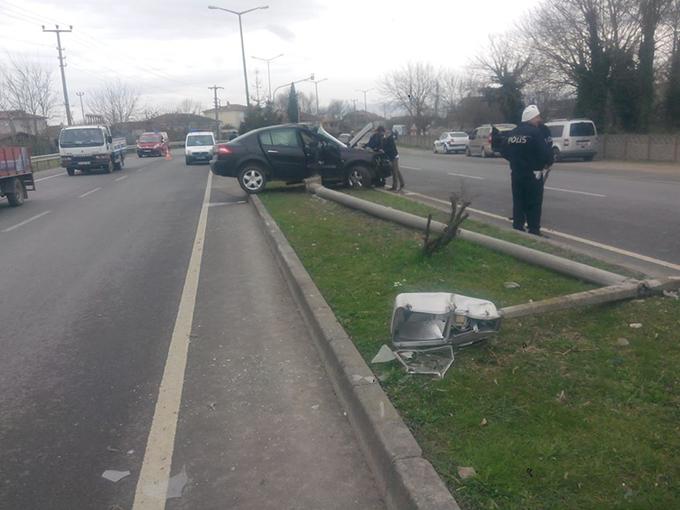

{"left": 185, "top": 131, "right": 216, "bottom": 165}
{"left": 545, "top": 119, "right": 598, "bottom": 161}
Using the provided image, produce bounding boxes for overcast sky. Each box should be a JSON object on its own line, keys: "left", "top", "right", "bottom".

{"left": 0, "top": 0, "right": 540, "bottom": 122}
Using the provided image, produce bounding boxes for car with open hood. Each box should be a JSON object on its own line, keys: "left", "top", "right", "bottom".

{"left": 210, "top": 122, "right": 392, "bottom": 194}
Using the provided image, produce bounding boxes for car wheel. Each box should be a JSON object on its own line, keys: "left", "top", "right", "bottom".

{"left": 347, "top": 165, "right": 372, "bottom": 189}
{"left": 185, "top": 156, "right": 192, "bottom": 165}
{"left": 105, "top": 159, "right": 114, "bottom": 173}
{"left": 465, "top": 146, "right": 471, "bottom": 157}
{"left": 6, "top": 179, "right": 25, "bottom": 207}
{"left": 238, "top": 164, "right": 267, "bottom": 194}
{"left": 67, "top": 167, "right": 75, "bottom": 176}
{"left": 553, "top": 147, "right": 561, "bottom": 162}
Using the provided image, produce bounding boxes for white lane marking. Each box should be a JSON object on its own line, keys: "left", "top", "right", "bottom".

{"left": 544, "top": 186, "right": 606, "bottom": 198}
{"left": 78, "top": 187, "right": 102, "bottom": 199}
{"left": 401, "top": 165, "right": 423, "bottom": 171}
{"left": 2, "top": 210, "right": 52, "bottom": 232}
{"left": 448, "top": 172, "right": 484, "bottom": 180}
{"left": 403, "top": 190, "right": 680, "bottom": 272}
{"left": 35, "top": 172, "right": 67, "bottom": 182}
{"left": 208, "top": 200, "right": 246, "bottom": 207}
{"left": 132, "top": 171, "right": 213, "bottom": 509}
{"left": 114, "top": 175, "right": 128, "bottom": 182}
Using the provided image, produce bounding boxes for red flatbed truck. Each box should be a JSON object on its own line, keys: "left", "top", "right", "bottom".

{"left": 0, "top": 147, "right": 35, "bottom": 207}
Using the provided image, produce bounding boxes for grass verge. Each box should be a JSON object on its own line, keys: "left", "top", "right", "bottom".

{"left": 260, "top": 186, "right": 680, "bottom": 510}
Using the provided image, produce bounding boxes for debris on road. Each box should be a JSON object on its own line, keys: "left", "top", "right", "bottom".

{"left": 102, "top": 470, "right": 130, "bottom": 483}
{"left": 166, "top": 466, "right": 189, "bottom": 499}
{"left": 457, "top": 467, "right": 477, "bottom": 480}
{"left": 629, "top": 323, "right": 643, "bottom": 329}
{"left": 616, "top": 338, "right": 630, "bottom": 346}
{"left": 663, "top": 290, "right": 679, "bottom": 300}
{"left": 371, "top": 345, "right": 396, "bottom": 364}
{"left": 504, "top": 281, "right": 521, "bottom": 289}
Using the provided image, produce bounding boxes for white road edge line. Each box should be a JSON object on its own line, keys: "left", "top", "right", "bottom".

{"left": 401, "top": 165, "right": 423, "bottom": 171}
{"left": 78, "top": 187, "right": 102, "bottom": 199}
{"left": 132, "top": 171, "right": 213, "bottom": 509}
{"left": 544, "top": 186, "right": 606, "bottom": 198}
{"left": 114, "top": 175, "right": 128, "bottom": 182}
{"left": 208, "top": 200, "right": 246, "bottom": 207}
{"left": 35, "top": 172, "right": 67, "bottom": 182}
{"left": 1, "top": 210, "right": 52, "bottom": 233}
{"left": 448, "top": 172, "right": 484, "bottom": 180}
{"left": 404, "top": 190, "right": 680, "bottom": 272}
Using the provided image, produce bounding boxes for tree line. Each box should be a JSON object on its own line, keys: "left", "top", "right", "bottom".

{"left": 379, "top": 0, "right": 680, "bottom": 133}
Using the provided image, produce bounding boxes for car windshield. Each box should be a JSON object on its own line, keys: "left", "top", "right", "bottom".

{"left": 570, "top": 122, "right": 595, "bottom": 136}
{"left": 139, "top": 134, "right": 162, "bottom": 142}
{"left": 548, "top": 125, "right": 564, "bottom": 138}
{"left": 187, "top": 135, "right": 214, "bottom": 146}
{"left": 59, "top": 128, "right": 105, "bottom": 148}
{"left": 318, "top": 124, "right": 346, "bottom": 148}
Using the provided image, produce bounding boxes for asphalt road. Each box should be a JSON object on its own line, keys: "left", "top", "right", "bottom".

{"left": 0, "top": 154, "right": 383, "bottom": 509}
{"left": 396, "top": 147, "right": 680, "bottom": 272}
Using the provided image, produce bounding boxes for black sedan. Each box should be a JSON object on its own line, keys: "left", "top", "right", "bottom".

{"left": 210, "top": 123, "right": 393, "bottom": 194}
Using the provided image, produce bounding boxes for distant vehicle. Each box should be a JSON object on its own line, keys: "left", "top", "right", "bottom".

{"left": 545, "top": 119, "right": 598, "bottom": 161}
{"left": 210, "top": 122, "right": 393, "bottom": 194}
{"left": 59, "top": 125, "right": 127, "bottom": 176}
{"left": 392, "top": 124, "right": 407, "bottom": 137}
{"left": 433, "top": 131, "right": 469, "bottom": 154}
{"left": 185, "top": 132, "right": 216, "bottom": 165}
{"left": 136, "top": 132, "right": 169, "bottom": 158}
{"left": 467, "top": 124, "right": 516, "bottom": 158}
{"left": 0, "top": 147, "right": 35, "bottom": 207}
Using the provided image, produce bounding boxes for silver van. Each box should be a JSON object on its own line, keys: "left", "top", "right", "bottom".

{"left": 466, "top": 124, "right": 515, "bottom": 158}
{"left": 545, "top": 119, "right": 598, "bottom": 161}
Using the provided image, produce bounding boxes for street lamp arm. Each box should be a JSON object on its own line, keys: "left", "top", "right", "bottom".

{"left": 240, "top": 5, "right": 269, "bottom": 15}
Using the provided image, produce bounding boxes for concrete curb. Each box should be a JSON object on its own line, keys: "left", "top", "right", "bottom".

{"left": 251, "top": 196, "right": 461, "bottom": 510}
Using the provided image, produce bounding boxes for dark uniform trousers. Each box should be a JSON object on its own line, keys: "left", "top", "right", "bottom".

{"left": 511, "top": 173, "right": 544, "bottom": 233}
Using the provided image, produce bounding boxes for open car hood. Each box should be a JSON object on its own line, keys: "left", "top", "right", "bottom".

{"left": 347, "top": 122, "right": 378, "bottom": 149}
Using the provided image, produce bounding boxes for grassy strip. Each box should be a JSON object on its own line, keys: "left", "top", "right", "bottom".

{"left": 260, "top": 186, "right": 680, "bottom": 510}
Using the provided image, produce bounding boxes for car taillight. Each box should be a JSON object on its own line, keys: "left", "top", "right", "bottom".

{"left": 217, "top": 144, "right": 232, "bottom": 155}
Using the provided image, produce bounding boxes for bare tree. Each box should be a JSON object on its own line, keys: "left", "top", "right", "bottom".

{"left": 175, "top": 98, "right": 203, "bottom": 115}
{"left": 88, "top": 80, "right": 140, "bottom": 125}
{"left": 380, "top": 62, "right": 437, "bottom": 134}
{"left": 324, "top": 99, "right": 351, "bottom": 120}
{"left": 296, "top": 91, "right": 315, "bottom": 114}
{"left": 2, "top": 58, "right": 57, "bottom": 122}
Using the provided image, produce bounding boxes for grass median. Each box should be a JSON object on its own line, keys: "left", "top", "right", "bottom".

{"left": 259, "top": 185, "right": 680, "bottom": 510}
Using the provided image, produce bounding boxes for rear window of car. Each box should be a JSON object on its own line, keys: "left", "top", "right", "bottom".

{"left": 451, "top": 132, "right": 468, "bottom": 137}
{"left": 569, "top": 122, "right": 595, "bottom": 136}
{"left": 139, "top": 134, "right": 162, "bottom": 142}
{"left": 260, "top": 128, "right": 299, "bottom": 148}
{"left": 548, "top": 125, "right": 565, "bottom": 138}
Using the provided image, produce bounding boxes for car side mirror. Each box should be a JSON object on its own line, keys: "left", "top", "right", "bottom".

{"left": 106, "top": 136, "right": 113, "bottom": 144}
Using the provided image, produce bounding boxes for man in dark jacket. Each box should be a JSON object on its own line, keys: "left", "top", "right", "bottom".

{"left": 382, "top": 129, "right": 404, "bottom": 191}
{"left": 497, "top": 105, "right": 553, "bottom": 235}
{"left": 365, "top": 126, "right": 385, "bottom": 150}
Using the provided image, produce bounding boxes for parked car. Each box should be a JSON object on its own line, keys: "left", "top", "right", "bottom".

{"left": 467, "top": 124, "right": 516, "bottom": 157}
{"left": 136, "top": 132, "right": 169, "bottom": 157}
{"left": 545, "top": 119, "right": 598, "bottom": 161}
{"left": 210, "top": 122, "right": 393, "bottom": 194}
{"left": 185, "top": 131, "right": 216, "bottom": 165}
{"left": 433, "top": 131, "right": 469, "bottom": 154}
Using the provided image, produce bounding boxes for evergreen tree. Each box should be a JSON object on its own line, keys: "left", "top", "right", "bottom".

{"left": 287, "top": 83, "right": 299, "bottom": 123}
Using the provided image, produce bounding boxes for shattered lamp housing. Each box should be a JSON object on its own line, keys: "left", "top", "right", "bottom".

{"left": 390, "top": 293, "right": 501, "bottom": 349}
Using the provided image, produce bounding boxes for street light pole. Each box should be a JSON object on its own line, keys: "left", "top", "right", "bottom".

{"left": 311, "top": 78, "right": 328, "bottom": 115}
{"left": 76, "top": 91, "right": 85, "bottom": 123}
{"left": 208, "top": 4, "right": 269, "bottom": 107}
{"left": 271, "top": 73, "right": 315, "bottom": 105}
{"left": 252, "top": 53, "right": 283, "bottom": 102}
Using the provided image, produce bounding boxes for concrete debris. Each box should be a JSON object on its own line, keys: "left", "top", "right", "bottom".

{"left": 556, "top": 390, "right": 567, "bottom": 403}
{"left": 663, "top": 290, "right": 679, "bottom": 300}
{"left": 311, "top": 404, "right": 320, "bottom": 410}
{"left": 106, "top": 446, "right": 120, "bottom": 453}
{"left": 457, "top": 467, "right": 477, "bottom": 480}
{"left": 352, "top": 375, "right": 377, "bottom": 384}
{"left": 102, "top": 470, "right": 130, "bottom": 483}
{"left": 166, "top": 466, "right": 189, "bottom": 499}
{"left": 629, "top": 323, "right": 643, "bottom": 329}
{"left": 504, "top": 281, "right": 521, "bottom": 289}
{"left": 616, "top": 337, "right": 630, "bottom": 346}
{"left": 480, "top": 418, "right": 488, "bottom": 427}
{"left": 371, "top": 345, "right": 396, "bottom": 364}
{"left": 208, "top": 402, "right": 216, "bottom": 411}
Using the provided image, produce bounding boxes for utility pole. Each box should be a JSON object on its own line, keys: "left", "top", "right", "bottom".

{"left": 252, "top": 53, "right": 283, "bottom": 102}
{"left": 352, "top": 99, "right": 358, "bottom": 112}
{"left": 76, "top": 92, "right": 85, "bottom": 123}
{"left": 42, "top": 24, "right": 73, "bottom": 126}
{"left": 208, "top": 85, "right": 224, "bottom": 138}
{"left": 311, "top": 78, "right": 328, "bottom": 116}
{"left": 356, "top": 88, "right": 374, "bottom": 113}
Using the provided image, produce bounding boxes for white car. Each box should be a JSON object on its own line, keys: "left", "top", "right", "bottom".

{"left": 545, "top": 119, "right": 598, "bottom": 161}
{"left": 433, "top": 132, "right": 469, "bottom": 154}
{"left": 185, "top": 131, "right": 216, "bottom": 165}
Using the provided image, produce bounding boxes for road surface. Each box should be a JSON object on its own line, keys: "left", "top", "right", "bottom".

{"left": 0, "top": 154, "right": 384, "bottom": 510}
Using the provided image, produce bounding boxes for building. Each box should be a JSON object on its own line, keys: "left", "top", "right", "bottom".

{"left": 112, "top": 113, "right": 217, "bottom": 143}
{"left": 203, "top": 103, "right": 247, "bottom": 136}
{"left": 0, "top": 110, "right": 48, "bottom": 138}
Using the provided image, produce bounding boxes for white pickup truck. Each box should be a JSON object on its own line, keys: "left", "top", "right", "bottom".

{"left": 59, "top": 125, "right": 127, "bottom": 176}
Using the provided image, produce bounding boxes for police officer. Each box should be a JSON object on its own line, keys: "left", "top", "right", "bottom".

{"left": 497, "top": 105, "right": 553, "bottom": 236}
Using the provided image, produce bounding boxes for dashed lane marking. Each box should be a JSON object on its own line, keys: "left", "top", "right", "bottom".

{"left": 2, "top": 210, "right": 52, "bottom": 232}
{"left": 401, "top": 165, "right": 423, "bottom": 171}
{"left": 544, "top": 186, "right": 606, "bottom": 198}
{"left": 114, "top": 175, "right": 128, "bottom": 182}
{"left": 35, "top": 172, "right": 67, "bottom": 182}
{"left": 78, "top": 187, "right": 102, "bottom": 199}
{"left": 448, "top": 172, "right": 484, "bottom": 180}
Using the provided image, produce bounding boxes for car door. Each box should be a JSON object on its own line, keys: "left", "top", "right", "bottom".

{"left": 259, "top": 128, "right": 307, "bottom": 180}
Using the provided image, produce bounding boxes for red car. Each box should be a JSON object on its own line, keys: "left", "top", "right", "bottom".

{"left": 136, "top": 132, "right": 169, "bottom": 157}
